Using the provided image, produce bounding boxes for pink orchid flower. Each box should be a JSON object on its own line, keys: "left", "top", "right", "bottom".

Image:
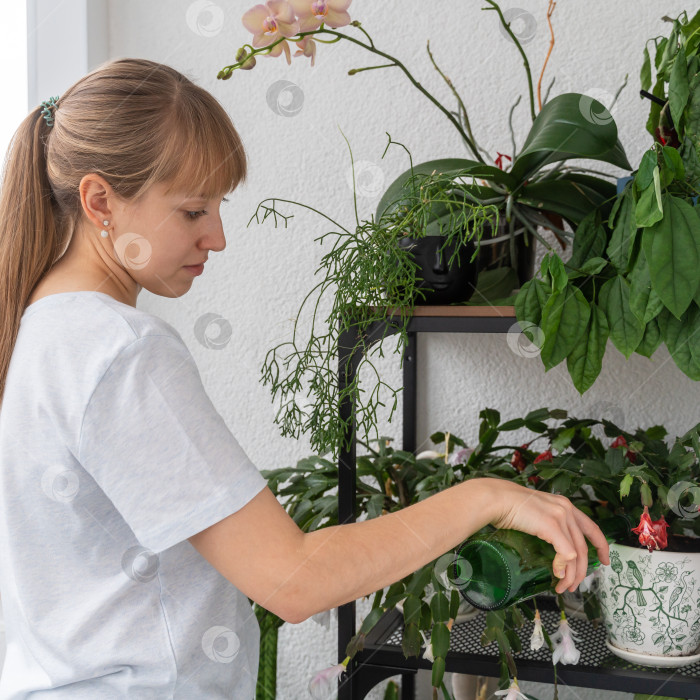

{"left": 242, "top": 1, "right": 300, "bottom": 49}
{"left": 267, "top": 38, "right": 293, "bottom": 64}
{"left": 308, "top": 657, "right": 349, "bottom": 699}
{"left": 289, "top": 0, "right": 352, "bottom": 32}
{"left": 293, "top": 36, "right": 317, "bottom": 65}
{"left": 551, "top": 613, "right": 581, "bottom": 665}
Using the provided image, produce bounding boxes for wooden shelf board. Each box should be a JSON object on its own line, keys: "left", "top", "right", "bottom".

{"left": 376, "top": 305, "right": 516, "bottom": 318}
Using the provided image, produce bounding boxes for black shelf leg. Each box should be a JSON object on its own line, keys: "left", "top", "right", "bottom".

{"left": 401, "top": 671, "right": 415, "bottom": 699}
{"left": 337, "top": 324, "right": 364, "bottom": 700}
{"left": 402, "top": 332, "right": 417, "bottom": 454}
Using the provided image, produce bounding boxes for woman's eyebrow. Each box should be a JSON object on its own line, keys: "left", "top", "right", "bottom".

{"left": 180, "top": 195, "right": 229, "bottom": 202}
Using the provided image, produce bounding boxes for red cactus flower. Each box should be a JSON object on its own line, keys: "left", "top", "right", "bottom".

{"left": 611, "top": 435, "right": 627, "bottom": 448}
{"left": 611, "top": 435, "right": 637, "bottom": 463}
{"left": 534, "top": 450, "right": 553, "bottom": 464}
{"left": 651, "top": 513, "right": 668, "bottom": 550}
{"left": 631, "top": 506, "right": 668, "bottom": 552}
{"left": 511, "top": 445, "right": 528, "bottom": 473}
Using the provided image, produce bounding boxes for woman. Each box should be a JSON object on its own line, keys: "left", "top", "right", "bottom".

{"left": 0, "top": 58, "right": 609, "bottom": 698}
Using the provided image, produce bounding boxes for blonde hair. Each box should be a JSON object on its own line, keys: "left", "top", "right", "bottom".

{"left": 0, "top": 57, "right": 247, "bottom": 403}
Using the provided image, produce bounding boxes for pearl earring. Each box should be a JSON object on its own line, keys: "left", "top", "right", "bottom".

{"left": 101, "top": 219, "right": 109, "bottom": 238}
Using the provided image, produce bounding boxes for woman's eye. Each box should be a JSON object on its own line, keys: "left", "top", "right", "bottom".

{"left": 186, "top": 210, "right": 207, "bottom": 220}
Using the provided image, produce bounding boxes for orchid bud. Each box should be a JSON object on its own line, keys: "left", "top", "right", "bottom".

{"left": 235, "top": 47, "right": 248, "bottom": 62}
{"left": 240, "top": 55, "right": 257, "bottom": 70}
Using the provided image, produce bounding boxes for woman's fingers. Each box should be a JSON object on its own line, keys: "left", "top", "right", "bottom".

{"left": 545, "top": 496, "right": 589, "bottom": 594}
{"left": 572, "top": 507, "right": 611, "bottom": 566}
{"left": 564, "top": 508, "right": 590, "bottom": 592}
{"left": 551, "top": 513, "right": 578, "bottom": 594}
{"left": 493, "top": 484, "right": 612, "bottom": 596}
{"left": 542, "top": 502, "right": 578, "bottom": 593}
{"left": 552, "top": 499, "right": 610, "bottom": 593}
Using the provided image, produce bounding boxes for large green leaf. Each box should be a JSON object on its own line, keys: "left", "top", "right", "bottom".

{"left": 634, "top": 167, "right": 664, "bottom": 227}
{"left": 657, "top": 304, "right": 700, "bottom": 380}
{"left": 510, "top": 93, "right": 632, "bottom": 182}
{"left": 518, "top": 175, "right": 616, "bottom": 226}
{"left": 669, "top": 45, "right": 690, "bottom": 128}
{"left": 375, "top": 158, "right": 514, "bottom": 224}
{"left": 569, "top": 210, "right": 608, "bottom": 268}
{"left": 628, "top": 249, "right": 665, "bottom": 325}
{"left": 607, "top": 187, "right": 637, "bottom": 273}
{"left": 636, "top": 150, "right": 657, "bottom": 191}
{"left": 566, "top": 303, "right": 610, "bottom": 394}
{"left": 642, "top": 194, "right": 700, "bottom": 319}
{"left": 599, "top": 275, "right": 645, "bottom": 358}
{"left": 640, "top": 45, "right": 653, "bottom": 92}
{"left": 635, "top": 316, "right": 663, "bottom": 358}
{"left": 645, "top": 76, "right": 666, "bottom": 138}
{"left": 539, "top": 284, "right": 591, "bottom": 369}
{"left": 514, "top": 278, "right": 550, "bottom": 339}
{"left": 685, "top": 69, "right": 700, "bottom": 162}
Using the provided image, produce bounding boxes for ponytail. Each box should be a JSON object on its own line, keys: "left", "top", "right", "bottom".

{"left": 0, "top": 104, "right": 70, "bottom": 402}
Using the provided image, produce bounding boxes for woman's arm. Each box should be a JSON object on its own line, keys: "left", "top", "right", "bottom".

{"left": 189, "top": 477, "right": 609, "bottom": 624}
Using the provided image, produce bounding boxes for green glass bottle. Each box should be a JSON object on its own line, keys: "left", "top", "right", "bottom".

{"left": 451, "top": 513, "right": 633, "bottom": 610}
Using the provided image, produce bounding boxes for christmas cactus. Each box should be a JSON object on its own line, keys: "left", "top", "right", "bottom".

{"left": 261, "top": 406, "right": 700, "bottom": 696}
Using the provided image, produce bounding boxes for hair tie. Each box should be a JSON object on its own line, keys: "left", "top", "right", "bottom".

{"left": 40, "top": 96, "right": 60, "bottom": 128}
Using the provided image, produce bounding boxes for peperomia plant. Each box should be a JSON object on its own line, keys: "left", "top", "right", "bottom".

{"left": 514, "top": 135, "right": 700, "bottom": 393}
{"left": 261, "top": 406, "right": 700, "bottom": 697}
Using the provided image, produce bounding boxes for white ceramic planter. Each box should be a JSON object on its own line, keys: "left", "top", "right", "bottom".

{"left": 596, "top": 543, "right": 700, "bottom": 658}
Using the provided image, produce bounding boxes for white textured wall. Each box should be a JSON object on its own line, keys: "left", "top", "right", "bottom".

{"left": 105, "top": 2, "right": 699, "bottom": 698}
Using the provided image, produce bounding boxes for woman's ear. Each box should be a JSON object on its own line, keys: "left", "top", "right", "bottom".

{"left": 78, "top": 174, "right": 116, "bottom": 231}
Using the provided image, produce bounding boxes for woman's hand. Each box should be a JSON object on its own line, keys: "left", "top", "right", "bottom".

{"left": 483, "top": 478, "right": 610, "bottom": 594}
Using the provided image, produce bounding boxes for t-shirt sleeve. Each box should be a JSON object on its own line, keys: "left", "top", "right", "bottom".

{"left": 77, "top": 333, "right": 268, "bottom": 554}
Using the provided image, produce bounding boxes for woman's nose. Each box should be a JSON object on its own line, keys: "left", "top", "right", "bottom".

{"left": 205, "top": 218, "right": 226, "bottom": 253}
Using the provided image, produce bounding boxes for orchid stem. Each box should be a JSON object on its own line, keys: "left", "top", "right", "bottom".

{"left": 482, "top": 0, "right": 536, "bottom": 121}
{"left": 223, "top": 27, "right": 482, "bottom": 160}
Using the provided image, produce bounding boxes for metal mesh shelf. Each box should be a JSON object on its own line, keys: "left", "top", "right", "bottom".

{"left": 358, "top": 596, "right": 700, "bottom": 697}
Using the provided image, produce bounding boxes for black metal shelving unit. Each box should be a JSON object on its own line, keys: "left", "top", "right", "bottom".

{"left": 335, "top": 305, "right": 700, "bottom": 700}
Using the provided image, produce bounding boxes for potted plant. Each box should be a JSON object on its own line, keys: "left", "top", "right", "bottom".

{"left": 224, "top": 1, "right": 631, "bottom": 305}
{"left": 224, "top": 0, "right": 632, "bottom": 458}
{"left": 514, "top": 8, "right": 700, "bottom": 395}
{"left": 257, "top": 406, "right": 700, "bottom": 697}
{"left": 507, "top": 412, "right": 700, "bottom": 665}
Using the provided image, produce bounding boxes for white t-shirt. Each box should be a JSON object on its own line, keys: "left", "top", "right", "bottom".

{"left": 0, "top": 291, "right": 269, "bottom": 699}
